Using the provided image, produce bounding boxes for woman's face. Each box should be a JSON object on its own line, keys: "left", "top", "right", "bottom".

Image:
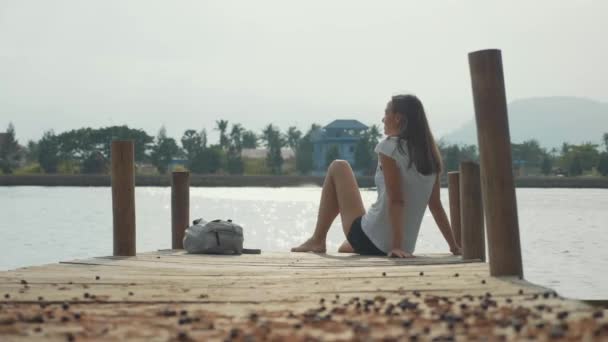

{"left": 382, "top": 101, "right": 401, "bottom": 136}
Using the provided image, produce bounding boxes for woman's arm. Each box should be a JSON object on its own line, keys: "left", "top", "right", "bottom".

{"left": 379, "top": 154, "right": 413, "bottom": 258}
{"left": 428, "top": 175, "right": 461, "bottom": 255}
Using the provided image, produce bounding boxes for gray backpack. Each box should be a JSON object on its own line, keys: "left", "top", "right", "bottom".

{"left": 183, "top": 218, "right": 260, "bottom": 255}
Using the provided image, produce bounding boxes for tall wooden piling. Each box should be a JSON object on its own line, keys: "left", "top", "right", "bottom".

{"left": 469, "top": 49, "right": 523, "bottom": 277}
{"left": 171, "top": 171, "right": 190, "bottom": 249}
{"left": 111, "top": 140, "right": 136, "bottom": 256}
{"left": 447, "top": 172, "right": 462, "bottom": 248}
{"left": 459, "top": 161, "right": 485, "bottom": 261}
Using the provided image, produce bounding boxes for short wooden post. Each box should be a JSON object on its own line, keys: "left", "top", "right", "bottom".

{"left": 469, "top": 49, "right": 523, "bottom": 277}
{"left": 111, "top": 140, "right": 136, "bottom": 256}
{"left": 171, "top": 171, "right": 190, "bottom": 249}
{"left": 459, "top": 161, "right": 485, "bottom": 261}
{"left": 447, "top": 171, "right": 462, "bottom": 248}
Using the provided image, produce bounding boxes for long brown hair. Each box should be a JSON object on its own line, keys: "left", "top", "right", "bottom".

{"left": 390, "top": 94, "right": 443, "bottom": 175}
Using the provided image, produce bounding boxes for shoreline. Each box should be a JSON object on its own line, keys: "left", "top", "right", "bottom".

{"left": 1, "top": 174, "right": 608, "bottom": 188}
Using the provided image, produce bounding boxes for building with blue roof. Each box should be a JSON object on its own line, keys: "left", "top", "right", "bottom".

{"left": 311, "top": 120, "right": 368, "bottom": 174}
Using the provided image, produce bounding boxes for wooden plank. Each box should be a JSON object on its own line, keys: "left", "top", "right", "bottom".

{"left": 0, "top": 251, "right": 604, "bottom": 341}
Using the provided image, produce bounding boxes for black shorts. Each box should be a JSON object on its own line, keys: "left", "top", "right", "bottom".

{"left": 347, "top": 216, "right": 385, "bottom": 256}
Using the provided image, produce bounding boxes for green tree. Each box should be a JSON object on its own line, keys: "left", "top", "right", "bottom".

{"left": 242, "top": 130, "right": 258, "bottom": 149}
{"left": 180, "top": 129, "right": 208, "bottom": 172}
{"left": 0, "top": 123, "right": 19, "bottom": 174}
{"left": 568, "top": 154, "right": 583, "bottom": 176}
{"left": 181, "top": 130, "right": 203, "bottom": 160}
{"left": 597, "top": 152, "right": 608, "bottom": 176}
{"left": 512, "top": 140, "right": 544, "bottom": 167}
{"left": 286, "top": 126, "right": 302, "bottom": 150}
{"left": 261, "top": 124, "right": 285, "bottom": 174}
{"left": 215, "top": 120, "right": 229, "bottom": 149}
{"left": 354, "top": 131, "right": 373, "bottom": 174}
{"left": 25, "top": 140, "right": 39, "bottom": 164}
{"left": 325, "top": 144, "right": 340, "bottom": 167}
{"left": 443, "top": 144, "right": 461, "bottom": 172}
{"left": 190, "top": 145, "right": 223, "bottom": 174}
{"left": 229, "top": 124, "right": 244, "bottom": 151}
{"left": 226, "top": 124, "right": 244, "bottom": 174}
{"left": 368, "top": 124, "right": 382, "bottom": 147}
{"left": 81, "top": 151, "right": 108, "bottom": 174}
{"left": 353, "top": 125, "right": 382, "bottom": 175}
{"left": 295, "top": 124, "right": 318, "bottom": 175}
{"left": 38, "top": 130, "right": 60, "bottom": 173}
{"left": 150, "top": 126, "right": 180, "bottom": 174}
{"left": 603, "top": 133, "right": 608, "bottom": 152}
{"left": 540, "top": 155, "right": 553, "bottom": 175}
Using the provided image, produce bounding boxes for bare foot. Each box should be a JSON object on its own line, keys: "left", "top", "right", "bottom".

{"left": 291, "top": 238, "right": 326, "bottom": 253}
{"left": 338, "top": 240, "right": 355, "bottom": 253}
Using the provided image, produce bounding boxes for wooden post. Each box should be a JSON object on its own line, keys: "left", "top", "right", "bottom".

{"left": 459, "top": 161, "right": 485, "bottom": 261}
{"left": 111, "top": 140, "right": 136, "bottom": 256}
{"left": 469, "top": 49, "right": 523, "bottom": 277}
{"left": 447, "top": 171, "right": 462, "bottom": 248}
{"left": 171, "top": 171, "right": 190, "bottom": 249}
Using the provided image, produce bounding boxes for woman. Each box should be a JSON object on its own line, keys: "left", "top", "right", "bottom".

{"left": 291, "top": 94, "right": 460, "bottom": 258}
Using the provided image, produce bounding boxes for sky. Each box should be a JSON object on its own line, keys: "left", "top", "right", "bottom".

{"left": 1, "top": 0, "right": 607, "bottom": 144}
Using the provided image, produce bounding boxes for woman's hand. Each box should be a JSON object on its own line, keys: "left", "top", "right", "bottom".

{"left": 450, "top": 245, "right": 462, "bottom": 256}
{"left": 388, "top": 248, "right": 415, "bottom": 258}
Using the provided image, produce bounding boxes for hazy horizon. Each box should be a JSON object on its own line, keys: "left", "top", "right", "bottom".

{"left": 1, "top": 1, "right": 607, "bottom": 144}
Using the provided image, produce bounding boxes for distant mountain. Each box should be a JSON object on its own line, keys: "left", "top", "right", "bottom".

{"left": 441, "top": 97, "right": 608, "bottom": 149}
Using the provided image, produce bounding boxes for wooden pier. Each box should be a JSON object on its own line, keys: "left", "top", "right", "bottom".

{"left": 1, "top": 251, "right": 606, "bottom": 341}
{"left": 2, "top": 49, "right": 606, "bottom": 341}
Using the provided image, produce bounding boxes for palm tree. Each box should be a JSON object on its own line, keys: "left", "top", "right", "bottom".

{"left": 215, "top": 120, "right": 229, "bottom": 149}
{"left": 261, "top": 124, "right": 285, "bottom": 174}
{"left": 229, "top": 124, "right": 244, "bottom": 151}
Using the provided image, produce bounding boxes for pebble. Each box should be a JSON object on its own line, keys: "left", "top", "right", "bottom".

{"left": 230, "top": 328, "right": 240, "bottom": 338}
{"left": 4, "top": 294, "right": 9, "bottom": 299}
{"left": 419, "top": 272, "right": 424, "bottom": 276}
{"left": 20, "top": 280, "right": 27, "bottom": 285}
{"left": 95, "top": 276, "right": 100, "bottom": 280}
{"left": 178, "top": 317, "right": 193, "bottom": 325}
{"left": 481, "top": 279, "right": 486, "bottom": 284}
{"left": 382, "top": 272, "right": 386, "bottom": 276}
{"left": 454, "top": 273, "right": 459, "bottom": 277}
{"left": 549, "top": 325, "right": 565, "bottom": 339}
{"left": 62, "top": 302, "right": 70, "bottom": 310}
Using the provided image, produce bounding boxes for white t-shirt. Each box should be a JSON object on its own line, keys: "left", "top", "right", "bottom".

{"left": 361, "top": 137, "right": 437, "bottom": 253}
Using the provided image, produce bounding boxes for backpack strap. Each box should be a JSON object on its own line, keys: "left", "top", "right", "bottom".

{"left": 242, "top": 248, "right": 261, "bottom": 254}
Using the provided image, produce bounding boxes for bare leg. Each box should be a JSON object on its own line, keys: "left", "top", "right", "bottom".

{"left": 292, "top": 160, "right": 365, "bottom": 253}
